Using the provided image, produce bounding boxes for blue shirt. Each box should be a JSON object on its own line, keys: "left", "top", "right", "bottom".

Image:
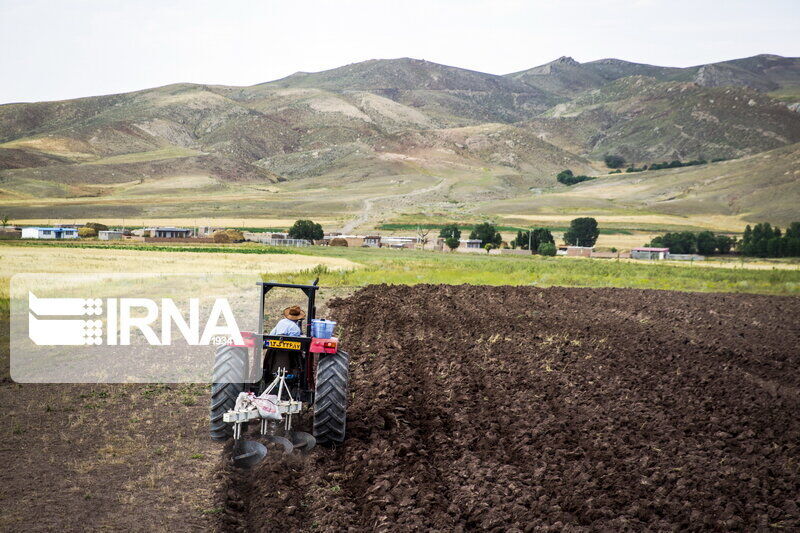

{"left": 269, "top": 318, "right": 302, "bottom": 336}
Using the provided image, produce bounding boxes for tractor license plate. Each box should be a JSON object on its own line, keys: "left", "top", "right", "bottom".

{"left": 268, "top": 339, "right": 301, "bottom": 350}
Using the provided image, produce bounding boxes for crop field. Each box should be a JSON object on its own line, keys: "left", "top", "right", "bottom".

{"left": 0, "top": 243, "right": 799, "bottom": 530}
{"left": 217, "top": 285, "right": 800, "bottom": 530}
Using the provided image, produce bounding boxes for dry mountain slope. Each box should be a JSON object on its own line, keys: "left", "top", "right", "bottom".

{"left": 525, "top": 76, "right": 800, "bottom": 162}
{"left": 0, "top": 55, "right": 799, "bottom": 222}
{"left": 255, "top": 57, "right": 561, "bottom": 125}
{"left": 507, "top": 54, "right": 800, "bottom": 98}
{"left": 483, "top": 142, "right": 800, "bottom": 226}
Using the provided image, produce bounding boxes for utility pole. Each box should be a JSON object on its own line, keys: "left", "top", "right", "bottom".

{"left": 528, "top": 227, "right": 532, "bottom": 254}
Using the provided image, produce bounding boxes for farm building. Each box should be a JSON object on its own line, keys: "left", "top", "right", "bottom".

{"left": 21, "top": 227, "right": 79, "bottom": 239}
{"left": 382, "top": 236, "right": 418, "bottom": 249}
{"left": 631, "top": 247, "right": 669, "bottom": 260}
{"left": 458, "top": 239, "right": 483, "bottom": 251}
{"left": 363, "top": 235, "right": 381, "bottom": 247}
{"left": 98, "top": 230, "right": 123, "bottom": 240}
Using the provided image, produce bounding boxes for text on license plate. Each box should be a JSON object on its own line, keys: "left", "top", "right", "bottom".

{"left": 268, "top": 339, "right": 301, "bottom": 350}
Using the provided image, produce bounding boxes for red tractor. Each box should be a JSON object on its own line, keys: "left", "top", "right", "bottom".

{"left": 209, "top": 280, "right": 349, "bottom": 467}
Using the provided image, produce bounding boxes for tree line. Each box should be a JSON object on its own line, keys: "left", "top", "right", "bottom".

{"left": 740, "top": 222, "right": 800, "bottom": 257}
{"left": 648, "top": 231, "right": 735, "bottom": 255}
{"left": 556, "top": 169, "right": 595, "bottom": 186}
{"left": 646, "top": 222, "right": 800, "bottom": 257}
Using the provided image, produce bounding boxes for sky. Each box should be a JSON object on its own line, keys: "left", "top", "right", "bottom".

{"left": 1, "top": 0, "right": 798, "bottom": 104}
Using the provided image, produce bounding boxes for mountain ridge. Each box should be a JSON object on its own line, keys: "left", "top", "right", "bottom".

{"left": 1, "top": 53, "right": 799, "bottom": 224}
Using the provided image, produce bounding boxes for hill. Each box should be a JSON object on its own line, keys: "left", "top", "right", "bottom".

{"left": 524, "top": 76, "right": 800, "bottom": 162}
{"left": 482, "top": 142, "right": 800, "bottom": 227}
{"left": 506, "top": 54, "right": 800, "bottom": 98}
{"left": 0, "top": 54, "right": 798, "bottom": 229}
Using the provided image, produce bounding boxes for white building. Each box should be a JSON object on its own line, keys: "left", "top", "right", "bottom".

{"left": 21, "top": 227, "right": 79, "bottom": 239}
{"left": 98, "top": 230, "right": 123, "bottom": 240}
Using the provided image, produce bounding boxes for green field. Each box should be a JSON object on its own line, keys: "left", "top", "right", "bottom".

{"left": 4, "top": 241, "right": 798, "bottom": 296}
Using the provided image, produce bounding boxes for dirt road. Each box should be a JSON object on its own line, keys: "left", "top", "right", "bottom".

{"left": 340, "top": 178, "right": 448, "bottom": 233}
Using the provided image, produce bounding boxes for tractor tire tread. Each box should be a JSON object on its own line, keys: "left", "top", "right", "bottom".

{"left": 313, "top": 350, "right": 349, "bottom": 445}
{"left": 210, "top": 345, "right": 247, "bottom": 441}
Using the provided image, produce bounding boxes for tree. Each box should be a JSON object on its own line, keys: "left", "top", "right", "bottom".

{"left": 288, "top": 219, "right": 323, "bottom": 243}
{"left": 696, "top": 231, "right": 717, "bottom": 255}
{"left": 484, "top": 243, "right": 495, "bottom": 253}
{"left": 1, "top": 214, "right": 8, "bottom": 228}
{"left": 715, "top": 235, "right": 735, "bottom": 254}
{"left": 649, "top": 231, "right": 696, "bottom": 254}
{"left": 416, "top": 227, "right": 431, "bottom": 247}
{"left": 438, "top": 224, "right": 461, "bottom": 241}
{"left": 516, "top": 228, "right": 554, "bottom": 251}
{"left": 604, "top": 155, "right": 626, "bottom": 169}
{"left": 469, "top": 222, "right": 502, "bottom": 248}
{"left": 556, "top": 169, "right": 594, "bottom": 186}
{"left": 538, "top": 242, "right": 556, "bottom": 256}
{"left": 444, "top": 237, "right": 460, "bottom": 251}
{"left": 563, "top": 217, "right": 599, "bottom": 247}
{"left": 78, "top": 227, "right": 97, "bottom": 238}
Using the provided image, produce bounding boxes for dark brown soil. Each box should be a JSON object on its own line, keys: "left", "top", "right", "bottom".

{"left": 219, "top": 285, "right": 800, "bottom": 531}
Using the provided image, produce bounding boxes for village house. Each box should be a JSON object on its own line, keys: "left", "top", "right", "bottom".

{"left": 21, "top": 227, "right": 79, "bottom": 239}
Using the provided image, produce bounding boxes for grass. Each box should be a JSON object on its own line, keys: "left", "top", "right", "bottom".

{"left": 1, "top": 241, "right": 798, "bottom": 299}
{"left": 7, "top": 241, "right": 295, "bottom": 254}
{"left": 0, "top": 244, "right": 358, "bottom": 302}
{"left": 270, "top": 246, "right": 800, "bottom": 296}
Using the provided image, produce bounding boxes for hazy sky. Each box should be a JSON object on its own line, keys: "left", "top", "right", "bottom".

{"left": 1, "top": 0, "right": 798, "bottom": 104}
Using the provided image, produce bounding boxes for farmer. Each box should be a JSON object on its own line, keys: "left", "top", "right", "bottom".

{"left": 268, "top": 305, "right": 305, "bottom": 336}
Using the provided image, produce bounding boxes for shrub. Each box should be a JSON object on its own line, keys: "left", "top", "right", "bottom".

{"left": 329, "top": 238, "right": 348, "bottom": 247}
{"left": 212, "top": 230, "right": 231, "bottom": 243}
{"left": 538, "top": 242, "right": 556, "bottom": 256}
{"left": 444, "top": 237, "right": 460, "bottom": 251}
{"left": 78, "top": 227, "right": 97, "bottom": 238}
{"left": 556, "top": 169, "right": 594, "bottom": 186}
{"left": 604, "top": 155, "right": 626, "bottom": 169}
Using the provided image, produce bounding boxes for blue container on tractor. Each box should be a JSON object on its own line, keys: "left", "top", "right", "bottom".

{"left": 311, "top": 319, "right": 336, "bottom": 339}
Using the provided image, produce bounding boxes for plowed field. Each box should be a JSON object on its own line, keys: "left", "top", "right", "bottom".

{"left": 218, "top": 285, "right": 800, "bottom": 531}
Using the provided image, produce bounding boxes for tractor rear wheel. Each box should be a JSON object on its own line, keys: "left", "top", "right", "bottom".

{"left": 210, "top": 345, "right": 248, "bottom": 441}
{"left": 313, "top": 350, "right": 349, "bottom": 445}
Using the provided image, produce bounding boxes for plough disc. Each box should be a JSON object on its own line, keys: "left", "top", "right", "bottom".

{"left": 232, "top": 439, "right": 268, "bottom": 469}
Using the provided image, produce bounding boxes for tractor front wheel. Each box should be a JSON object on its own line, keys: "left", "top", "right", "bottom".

{"left": 313, "top": 350, "right": 349, "bottom": 445}
{"left": 210, "top": 345, "right": 247, "bottom": 441}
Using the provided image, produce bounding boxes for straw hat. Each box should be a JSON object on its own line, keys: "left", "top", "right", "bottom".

{"left": 283, "top": 306, "right": 306, "bottom": 320}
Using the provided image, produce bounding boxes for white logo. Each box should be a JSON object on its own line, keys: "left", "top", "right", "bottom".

{"left": 28, "top": 292, "right": 243, "bottom": 346}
